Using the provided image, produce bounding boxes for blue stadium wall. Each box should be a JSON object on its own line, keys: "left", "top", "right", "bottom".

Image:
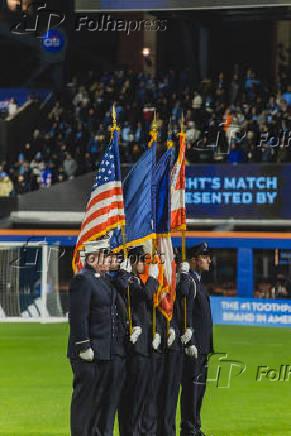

{"left": 1, "top": 230, "right": 291, "bottom": 327}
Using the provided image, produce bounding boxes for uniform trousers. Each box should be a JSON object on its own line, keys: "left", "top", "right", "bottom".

{"left": 180, "top": 354, "right": 208, "bottom": 436}
{"left": 70, "top": 356, "right": 126, "bottom": 436}
{"left": 118, "top": 354, "right": 151, "bottom": 436}
{"left": 139, "top": 352, "right": 165, "bottom": 436}
{"left": 157, "top": 350, "right": 183, "bottom": 436}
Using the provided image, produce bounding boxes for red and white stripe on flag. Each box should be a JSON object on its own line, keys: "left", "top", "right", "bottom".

{"left": 73, "top": 180, "right": 125, "bottom": 272}
{"left": 158, "top": 236, "right": 177, "bottom": 321}
{"left": 171, "top": 132, "right": 186, "bottom": 231}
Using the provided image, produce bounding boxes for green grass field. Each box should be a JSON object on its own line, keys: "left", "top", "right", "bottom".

{"left": 0, "top": 324, "right": 290, "bottom": 436}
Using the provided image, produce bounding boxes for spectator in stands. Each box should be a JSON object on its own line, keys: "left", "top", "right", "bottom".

{"left": 217, "top": 72, "right": 225, "bottom": 91}
{"left": 66, "top": 75, "right": 79, "bottom": 99}
{"left": 57, "top": 167, "right": 68, "bottom": 184}
{"left": 261, "top": 137, "right": 276, "bottom": 163}
{"left": 15, "top": 174, "right": 28, "bottom": 195}
{"left": 186, "top": 121, "right": 201, "bottom": 145}
{"left": 271, "top": 269, "right": 291, "bottom": 299}
{"left": 23, "top": 143, "right": 34, "bottom": 161}
{"left": 48, "top": 155, "right": 60, "bottom": 184}
{"left": 227, "top": 141, "right": 247, "bottom": 164}
{"left": 73, "top": 86, "right": 89, "bottom": 109}
{"left": 226, "top": 112, "right": 241, "bottom": 145}
{"left": 171, "top": 101, "right": 183, "bottom": 124}
{"left": 31, "top": 129, "right": 43, "bottom": 155}
{"left": 64, "top": 153, "right": 77, "bottom": 179}
{"left": 77, "top": 151, "right": 95, "bottom": 176}
{"left": 206, "top": 119, "right": 219, "bottom": 148}
{"left": 30, "top": 152, "right": 43, "bottom": 175}
{"left": 192, "top": 90, "right": 202, "bottom": 110}
{"left": 245, "top": 70, "right": 261, "bottom": 101}
{"left": 49, "top": 100, "right": 63, "bottom": 121}
{"left": 39, "top": 165, "right": 52, "bottom": 189}
{"left": 229, "top": 74, "right": 240, "bottom": 105}
{"left": 8, "top": 98, "right": 17, "bottom": 118}
{"left": 22, "top": 160, "right": 32, "bottom": 180}
{"left": 121, "top": 121, "right": 131, "bottom": 145}
{"left": 14, "top": 153, "right": 25, "bottom": 175}
{"left": 0, "top": 172, "right": 13, "bottom": 197}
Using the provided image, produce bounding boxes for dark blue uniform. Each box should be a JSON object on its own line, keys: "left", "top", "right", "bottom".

{"left": 140, "top": 306, "right": 168, "bottom": 436}
{"left": 68, "top": 265, "right": 127, "bottom": 436}
{"left": 157, "top": 282, "right": 184, "bottom": 436}
{"left": 180, "top": 270, "right": 214, "bottom": 436}
{"left": 157, "top": 249, "right": 185, "bottom": 436}
{"left": 116, "top": 270, "right": 159, "bottom": 436}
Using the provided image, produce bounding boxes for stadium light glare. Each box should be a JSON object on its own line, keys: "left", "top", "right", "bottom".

{"left": 143, "top": 47, "right": 150, "bottom": 57}
{"left": 7, "top": 0, "right": 20, "bottom": 10}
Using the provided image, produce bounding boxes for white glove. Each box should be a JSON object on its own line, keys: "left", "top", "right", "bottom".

{"left": 167, "top": 328, "right": 176, "bottom": 348}
{"left": 152, "top": 333, "right": 161, "bottom": 350}
{"left": 181, "top": 328, "right": 192, "bottom": 345}
{"left": 79, "top": 348, "right": 94, "bottom": 361}
{"left": 180, "top": 262, "right": 190, "bottom": 274}
{"left": 120, "top": 258, "right": 132, "bottom": 273}
{"left": 149, "top": 263, "right": 159, "bottom": 280}
{"left": 185, "top": 345, "right": 198, "bottom": 358}
{"left": 130, "top": 326, "right": 142, "bottom": 344}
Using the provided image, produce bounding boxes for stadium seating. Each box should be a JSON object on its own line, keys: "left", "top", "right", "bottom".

{"left": 0, "top": 67, "right": 290, "bottom": 196}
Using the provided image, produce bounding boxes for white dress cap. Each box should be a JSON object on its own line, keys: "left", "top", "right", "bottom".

{"left": 83, "top": 236, "right": 110, "bottom": 254}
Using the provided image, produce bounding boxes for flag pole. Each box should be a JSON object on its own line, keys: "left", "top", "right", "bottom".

{"left": 166, "top": 126, "right": 174, "bottom": 338}
{"left": 181, "top": 112, "right": 186, "bottom": 261}
{"left": 121, "top": 225, "right": 132, "bottom": 335}
{"left": 180, "top": 112, "right": 187, "bottom": 333}
{"left": 112, "top": 104, "right": 133, "bottom": 335}
{"left": 151, "top": 111, "right": 157, "bottom": 339}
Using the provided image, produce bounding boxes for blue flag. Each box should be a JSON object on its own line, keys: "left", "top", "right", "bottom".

{"left": 111, "top": 145, "right": 156, "bottom": 250}
{"left": 110, "top": 140, "right": 172, "bottom": 250}
{"left": 156, "top": 148, "right": 172, "bottom": 235}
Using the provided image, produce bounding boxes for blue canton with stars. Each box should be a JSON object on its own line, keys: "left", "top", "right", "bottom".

{"left": 92, "top": 130, "right": 121, "bottom": 192}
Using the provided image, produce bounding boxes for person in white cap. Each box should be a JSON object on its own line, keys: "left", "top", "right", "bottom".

{"left": 67, "top": 235, "right": 127, "bottom": 436}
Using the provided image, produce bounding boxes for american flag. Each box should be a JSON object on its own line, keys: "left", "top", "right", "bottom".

{"left": 73, "top": 129, "right": 125, "bottom": 272}
{"left": 171, "top": 132, "right": 186, "bottom": 231}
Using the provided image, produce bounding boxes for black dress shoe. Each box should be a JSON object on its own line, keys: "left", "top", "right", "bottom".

{"left": 196, "top": 431, "right": 207, "bottom": 436}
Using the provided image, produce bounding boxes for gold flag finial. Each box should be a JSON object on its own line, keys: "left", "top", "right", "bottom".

{"left": 148, "top": 110, "right": 158, "bottom": 148}
{"left": 112, "top": 104, "right": 117, "bottom": 129}
{"left": 180, "top": 112, "right": 185, "bottom": 134}
{"left": 152, "top": 110, "right": 157, "bottom": 132}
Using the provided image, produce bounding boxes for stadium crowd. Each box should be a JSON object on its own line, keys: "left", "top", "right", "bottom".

{"left": 0, "top": 66, "right": 291, "bottom": 195}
